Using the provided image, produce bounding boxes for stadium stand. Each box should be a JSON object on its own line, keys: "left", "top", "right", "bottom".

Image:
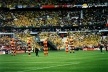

{"left": 0, "top": 8, "right": 107, "bottom": 29}
{"left": 0, "top": 0, "right": 107, "bottom": 8}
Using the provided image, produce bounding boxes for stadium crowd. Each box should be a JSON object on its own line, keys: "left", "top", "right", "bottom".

{"left": 0, "top": 0, "right": 107, "bottom": 8}
{"left": 0, "top": 8, "right": 107, "bottom": 30}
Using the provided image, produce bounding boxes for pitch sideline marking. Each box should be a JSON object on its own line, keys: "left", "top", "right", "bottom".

{"left": 0, "top": 62, "right": 79, "bottom": 64}
{"left": 21, "top": 62, "right": 80, "bottom": 72}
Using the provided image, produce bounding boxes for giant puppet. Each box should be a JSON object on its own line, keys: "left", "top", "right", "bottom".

{"left": 43, "top": 38, "right": 48, "bottom": 56}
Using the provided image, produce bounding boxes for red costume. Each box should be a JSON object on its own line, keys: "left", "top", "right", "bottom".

{"left": 43, "top": 39, "right": 48, "bottom": 56}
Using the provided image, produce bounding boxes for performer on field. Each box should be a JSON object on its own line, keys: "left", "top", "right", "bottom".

{"left": 43, "top": 38, "right": 48, "bottom": 56}
{"left": 11, "top": 47, "right": 16, "bottom": 56}
{"left": 28, "top": 46, "right": 31, "bottom": 56}
{"left": 69, "top": 36, "right": 75, "bottom": 53}
{"left": 65, "top": 38, "right": 69, "bottom": 53}
{"left": 27, "top": 37, "right": 32, "bottom": 56}
{"left": 10, "top": 38, "right": 16, "bottom": 56}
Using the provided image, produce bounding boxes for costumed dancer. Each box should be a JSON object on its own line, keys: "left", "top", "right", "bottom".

{"left": 69, "top": 36, "right": 75, "bottom": 53}
{"left": 65, "top": 38, "right": 69, "bottom": 53}
{"left": 43, "top": 38, "right": 48, "bottom": 56}
{"left": 27, "top": 37, "right": 32, "bottom": 56}
{"left": 10, "top": 38, "right": 16, "bottom": 56}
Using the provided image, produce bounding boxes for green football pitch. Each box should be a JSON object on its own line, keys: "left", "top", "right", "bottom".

{"left": 0, "top": 50, "right": 108, "bottom": 72}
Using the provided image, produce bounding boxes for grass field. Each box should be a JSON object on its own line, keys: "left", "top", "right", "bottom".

{"left": 0, "top": 50, "right": 108, "bottom": 72}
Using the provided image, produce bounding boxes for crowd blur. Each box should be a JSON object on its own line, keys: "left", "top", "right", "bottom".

{"left": 69, "top": 32, "right": 101, "bottom": 48}
{"left": 39, "top": 32, "right": 63, "bottom": 48}
{"left": 0, "top": 8, "right": 107, "bottom": 31}
{"left": 75, "top": 0, "right": 107, "bottom": 4}
{"left": 0, "top": 0, "right": 107, "bottom": 8}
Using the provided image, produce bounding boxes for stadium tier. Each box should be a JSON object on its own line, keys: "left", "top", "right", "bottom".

{"left": 0, "top": 8, "right": 107, "bottom": 28}
{"left": 0, "top": 0, "right": 107, "bottom": 9}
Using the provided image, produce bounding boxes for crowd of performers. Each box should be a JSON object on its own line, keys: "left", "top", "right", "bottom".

{"left": 8, "top": 37, "right": 49, "bottom": 56}
{"left": 1, "top": 36, "right": 108, "bottom": 56}
{"left": 8, "top": 37, "right": 32, "bottom": 56}
{"left": 9, "top": 38, "right": 25, "bottom": 56}
{"left": 27, "top": 37, "right": 49, "bottom": 56}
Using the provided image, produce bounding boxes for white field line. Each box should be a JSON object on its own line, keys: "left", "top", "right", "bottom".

{"left": 22, "top": 62, "right": 80, "bottom": 72}
{"left": 0, "top": 62, "right": 79, "bottom": 64}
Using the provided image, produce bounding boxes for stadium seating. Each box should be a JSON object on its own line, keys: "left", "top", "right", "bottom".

{"left": 39, "top": 32, "right": 63, "bottom": 48}
{"left": 69, "top": 32, "right": 101, "bottom": 48}
{"left": 0, "top": 8, "right": 107, "bottom": 28}
{"left": 0, "top": 0, "right": 107, "bottom": 8}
